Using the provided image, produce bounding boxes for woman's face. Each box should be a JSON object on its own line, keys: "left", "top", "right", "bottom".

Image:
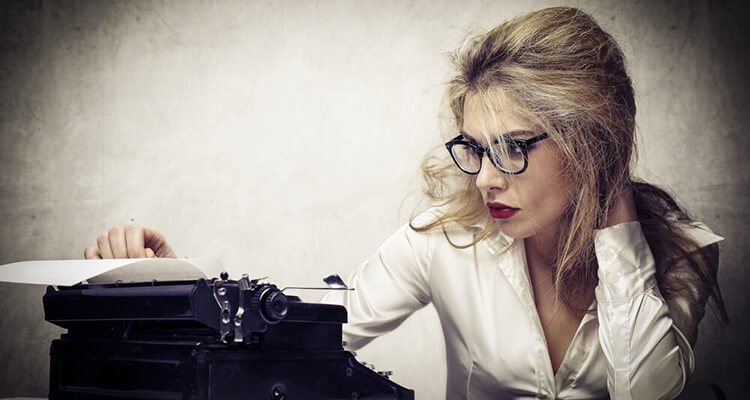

{"left": 463, "top": 92, "right": 573, "bottom": 242}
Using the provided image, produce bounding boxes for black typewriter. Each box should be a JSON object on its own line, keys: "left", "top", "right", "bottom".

{"left": 43, "top": 273, "right": 415, "bottom": 400}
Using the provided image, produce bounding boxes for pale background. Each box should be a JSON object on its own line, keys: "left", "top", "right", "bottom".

{"left": 1, "top": 0, "right": 748, "bottom": 398}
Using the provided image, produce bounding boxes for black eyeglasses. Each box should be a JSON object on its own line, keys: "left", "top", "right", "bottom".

{"left": 445, "top": 133, "right": 549, "bottom": 175}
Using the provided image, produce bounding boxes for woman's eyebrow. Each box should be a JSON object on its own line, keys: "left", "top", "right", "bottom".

{"left": 506, "top": 130, "right": 537, "bottom": 138}
{"left": 460, "top": 129, "right": 537, "bottom": 141}
{"left": 459, "top": 130, "right": 478, "bottom": 142}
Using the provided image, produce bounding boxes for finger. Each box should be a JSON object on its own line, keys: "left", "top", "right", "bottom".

{"left": 142, "top": 227, "right": 176, "bottom": 258}
{"left": 97, "top": 232, "right": 114, "bottom": 259}
{"left": 107, "top": 225, "right": 128, "bottom": 258}
{"left": 125, "top": 225, "right": 146, "bottom": 258}
{"left": 145, "top": 248, "right": 155, "bottom": 258}
{"left": 84, "top": 246, "right": 102, "bottom": 260}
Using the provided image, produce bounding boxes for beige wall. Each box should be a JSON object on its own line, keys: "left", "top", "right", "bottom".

{"left": 1, "top": 0, "right": 748, "bottom": 398}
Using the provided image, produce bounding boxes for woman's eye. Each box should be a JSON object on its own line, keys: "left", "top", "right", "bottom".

{"left": 468, "top": 144, "right": 483, "bottom": 156}
{"left": 501, "top": 140, "right": 524, "bottom": 157}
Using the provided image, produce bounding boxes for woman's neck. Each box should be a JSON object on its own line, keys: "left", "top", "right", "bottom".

{"left": 525, "top": 228, "right": 558, "bottom": 267}
{"left": 524, "top": 226, "right": 596, "bottom": 313}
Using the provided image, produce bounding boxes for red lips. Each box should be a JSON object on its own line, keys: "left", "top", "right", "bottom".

{"left": 487, "top": 202, "right": 519, "bottom": 219}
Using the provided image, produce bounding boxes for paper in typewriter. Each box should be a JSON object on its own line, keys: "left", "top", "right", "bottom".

{"left": 0, "top": 257, "right": 223, "bottom": 286}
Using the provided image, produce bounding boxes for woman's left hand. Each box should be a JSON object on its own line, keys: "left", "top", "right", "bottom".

{"left": 604, "top": 185, "right": 638, "bottom": 228}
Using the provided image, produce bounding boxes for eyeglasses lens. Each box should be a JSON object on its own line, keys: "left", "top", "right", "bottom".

{"left": 490, "top": 141, "right": 526, "bottom": 173}
{"left": 451, "top": 144, "right": 482, "bottom": 173}
{"left": 451, "top": 142, "right": 526, "bottom": 174}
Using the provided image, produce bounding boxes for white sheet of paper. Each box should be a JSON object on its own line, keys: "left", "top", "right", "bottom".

{"left": 0, "top": 258, "right": 223, "bottom": 286}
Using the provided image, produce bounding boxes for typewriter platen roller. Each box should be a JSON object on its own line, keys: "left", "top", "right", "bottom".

{"left": 43, "top": 273, "right": 415, "bottom": 400}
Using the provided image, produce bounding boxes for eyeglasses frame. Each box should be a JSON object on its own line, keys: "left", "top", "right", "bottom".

{"left": 444, "top": 132, "right": 549, "bottom": 175}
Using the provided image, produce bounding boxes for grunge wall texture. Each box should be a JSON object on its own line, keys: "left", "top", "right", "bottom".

{"left": 1, "top": 0, "right": 748, "bottom": 398}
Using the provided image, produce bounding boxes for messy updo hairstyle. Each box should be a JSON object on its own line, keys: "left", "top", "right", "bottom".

{"left": 412, "top": 7, "right": 727, "bottom": 335}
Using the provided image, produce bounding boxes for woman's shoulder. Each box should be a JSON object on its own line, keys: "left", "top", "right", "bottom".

{"left": 408, "top": 207, "right": 487, "bottom": 238}
{"left": 409, "top": 208, "right": 443, "bottom": 228}
{"left": 407, "top": 207, "right": 516, "bottom": 256}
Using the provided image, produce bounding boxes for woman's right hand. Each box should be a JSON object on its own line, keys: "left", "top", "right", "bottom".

{"left": 84, "top": 225, "right": 176, "bottom": 259}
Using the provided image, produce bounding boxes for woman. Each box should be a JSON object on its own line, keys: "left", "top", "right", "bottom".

{"left": 86, "top": 7, "right": 726, "bottom": 399}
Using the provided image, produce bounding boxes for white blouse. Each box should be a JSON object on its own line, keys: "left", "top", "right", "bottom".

{"left": 323, "top": 213, "right": 723, "bottom": 399}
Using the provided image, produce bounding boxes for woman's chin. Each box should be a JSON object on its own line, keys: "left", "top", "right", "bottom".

{"left": 493, "top": 220, "right": 535, "bottom": 240}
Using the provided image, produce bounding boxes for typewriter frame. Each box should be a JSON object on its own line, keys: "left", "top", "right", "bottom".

{"left": 44, "top": 275, "right": 414, "bottom": 400}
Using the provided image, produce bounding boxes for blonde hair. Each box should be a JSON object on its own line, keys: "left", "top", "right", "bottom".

{"left": 412, "top": 7, "right": 727, "bottom": 325}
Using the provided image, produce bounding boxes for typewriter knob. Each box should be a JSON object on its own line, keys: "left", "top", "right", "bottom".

{"left": 270, "top": 383, "right": 287, "bottom": 400}
{"left": 259, "top": 287, "right": 289, "bottom": 324}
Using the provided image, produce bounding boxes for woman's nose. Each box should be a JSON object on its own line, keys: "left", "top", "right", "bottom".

{"left": 475, "top": 154, "right": 508, "bottom": 192}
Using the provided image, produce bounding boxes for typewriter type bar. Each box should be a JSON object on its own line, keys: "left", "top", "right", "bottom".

{"left": 44, "top": 275, "right": 414, "bottom": 400}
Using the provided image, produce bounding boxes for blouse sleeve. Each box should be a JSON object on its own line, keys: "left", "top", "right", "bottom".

{"left": 594, "top": 221, "right": 722, "bottom": 400}
{"left": 321, "top": 221, "right": 435, "bottom": 350}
